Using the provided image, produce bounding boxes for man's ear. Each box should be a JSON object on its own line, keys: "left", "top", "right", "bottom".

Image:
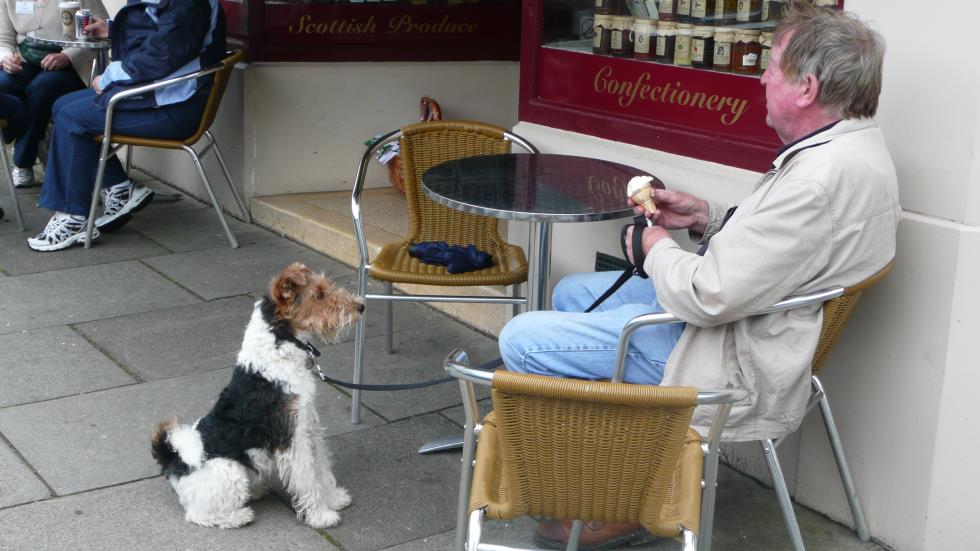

{"left": 796, "top": 74, "right": 820, "bottom": 108}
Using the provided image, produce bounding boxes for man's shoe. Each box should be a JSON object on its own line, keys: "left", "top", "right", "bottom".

{"left": 533, "top": 519, "right": 650, "bottom": 550}
{"left": 95, "top": 182, "right": 154, "bottom": 232}
{"left": 11, "top": 167, "right": 35, "bottom": 188}
{"left": 27, "top": 213, "right": 99, "bottom": 252}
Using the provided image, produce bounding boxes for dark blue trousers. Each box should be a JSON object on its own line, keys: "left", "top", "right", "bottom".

{"left": 0, "top": 93, "right": 27, "bottom": 143}
{"left": 40, "top": 89, "right": 206, "bottom": 216}
{"left": 0, "top": 65, "right": 85, "bottom": 169}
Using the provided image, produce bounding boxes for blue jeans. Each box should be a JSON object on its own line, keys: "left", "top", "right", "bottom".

{"left": 499, "top": 271, "right": 684, "bottom": 385}
{"left": 0, "top": 93, "right": 26, "bottom": 143}
{"left": 40, "top": 89, "right": 206, "bottom": 216}
{"left": 0, "top": 64, "right": 84, "bottom": 169}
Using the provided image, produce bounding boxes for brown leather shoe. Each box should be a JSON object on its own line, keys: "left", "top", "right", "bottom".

{"left": 533, "top": 519, "right": 650, "bottom": 550}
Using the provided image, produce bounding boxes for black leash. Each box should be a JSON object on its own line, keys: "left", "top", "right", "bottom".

{"left": 584, "top": 215, "right": 651, "bottom": 313}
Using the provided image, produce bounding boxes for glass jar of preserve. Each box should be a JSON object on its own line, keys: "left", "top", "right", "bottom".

{"left": 673, "top": 23, "right": 693, "bottom": 66}
{"left": 759, "top": 30, "right": 773, "bottom": 71}
{"left": 713, "top": 27, "right": 734, "bottom": 71}
{"left": 691, "top": 25, "right": 715, "bottom": 68}
{"left": 593, "top": 13, "right": 613, "bottom": 55}
{"left": 658, "top": 0, "right": 678, "bottom": 22}
{"left": 732, "top": 28, "right": 761, "bottom": 74}
{"left": 814, "top": 0, "right": 837, "bottom": 7}
{"left": 736, "top": 0, "right": 762, "bottom": 22}
{"left": 654, "top": 21, "right": 677, "bottom": 63}
{"left": 763, "top": 0, "right": 784, "bottom": 21}
{"left": 691, "top": 0, "right": 716, "bottom": 24}
{"left": 714, "top": 0, "right": 737, "bottom": 25}
{"left": 610, "top": 16, "right": 636, "bottom": 57}
{"left": 677, "top": 0, "right": 692, "bottom": 23}
{"left": 633, "top": 18, "right": 658, "bottom": 60}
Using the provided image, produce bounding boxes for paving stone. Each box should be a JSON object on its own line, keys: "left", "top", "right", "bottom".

{"left": 0, "top": 193, "right": 44, "bottom": 237}
{"left": 327, "top": 322, "right": 499, "bottom": 421}
{"left": 0, "top": 326, "right": 135, "bottom": 408}
{"left": 139, "top": 180, "right": 215, "bottom": 215}
{"left": 128, "top": 206, "right": 277, "bottom": 253}
{"left": 74, "top": 296, "right": 257, "bottom": 381}
{"left": 0, "top": 227, "right": 170, "bottom": 276}
{"left": 381, "top": 517, "right": 539, "bottom": 551}
{"left": 0, "top": 438, "right": 50, "bottom": 509}
{"left": 322, "top": 414, "right": 465, "bottom": 550}
{"left": 0, "top": 478, "right": 333, "bottom": 551}
{"left": 0, "top": 261, "right": 200, "bottom": 335}
{"left": 142, "top": 240, "right": 353, "bottom": 300}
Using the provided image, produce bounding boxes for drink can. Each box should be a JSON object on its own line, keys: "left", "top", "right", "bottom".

{"left": 76, "top": 9, "right": 93, "bottom": 40}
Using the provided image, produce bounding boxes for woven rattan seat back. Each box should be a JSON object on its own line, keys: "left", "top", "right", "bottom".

{"left": 187, "top": 50, "right": 243, "bottom": 146}
{"left": 811, "top": 260, "right": 894, "bottom": 374}
{"left": 469, "top": 371, "right": 701, "bottom": 538}
{"left": 398, "top": 120, "right": 511, "bottom": 251}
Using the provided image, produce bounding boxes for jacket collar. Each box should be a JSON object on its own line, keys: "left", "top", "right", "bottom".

{"left": 771, "top": 118, "right": 877, "bottom": 170}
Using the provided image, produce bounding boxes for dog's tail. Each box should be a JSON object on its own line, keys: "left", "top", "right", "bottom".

{"left": 151, "top": 418, "right": 192, "bottom": 478}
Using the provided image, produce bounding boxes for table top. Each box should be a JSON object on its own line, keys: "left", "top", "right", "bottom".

{"left": 421, "top": 153, "right": 662, "bottom": 223}
{"left": 26, "top": 29, "right": 110, "bottom": 50}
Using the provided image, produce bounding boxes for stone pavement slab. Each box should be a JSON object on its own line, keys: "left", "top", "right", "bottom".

{"left": 0, "top": 438, "right": 50, "bottom": 509}
{"left": 0, "top": 325, "right": 135, "bottom": 408}
{"left": 128, "top": 206, "right": 278, "bottom": 253}
{"left": 322, "top": 414, "right": 465, "bottom": 550}
{"left": 0, "top": 478, "right": 333, "bottom": 551}
{"left": 75, "top": 296, "right": 257, "bottom": 382}
{"left": 0, "top": 228, "right": 170, "bottom": 276}
{"left": 0, "top": 261, "right": 200, "bottom": 335}
{"left": 142, "top": 239, "right": 353, "bottom": 300}
{"left": 382, "top": 517, "right": 539, "bottom": 551}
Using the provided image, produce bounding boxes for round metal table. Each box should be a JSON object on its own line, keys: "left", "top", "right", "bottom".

{"left": 25, "top": 29, "right": 111, "bottom": 74}
{"left": 422, "top": 153, "right": 663, "bottom": 311}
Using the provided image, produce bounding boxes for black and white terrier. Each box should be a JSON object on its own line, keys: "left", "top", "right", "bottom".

{"left": 151, "top": 262, "right": 364, "bottom": 529}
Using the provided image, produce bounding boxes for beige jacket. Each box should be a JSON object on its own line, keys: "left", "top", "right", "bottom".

{"left": 645, "top": 118, "right": 902, "bottom": 441}
{"left": 0, "top": 0, "right": 109, "bottom": 83}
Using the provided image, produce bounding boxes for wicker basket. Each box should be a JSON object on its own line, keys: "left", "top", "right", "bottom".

{"left": 388, "top": 96, "right": 442, "bottom": 195}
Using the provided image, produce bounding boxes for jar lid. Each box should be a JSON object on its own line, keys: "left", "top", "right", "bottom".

{"left": 760, "top": 31, "right": 774, "bottom": 46}
{"left": 692, "top": 25, "right": 715, "bottom": 36}
{"left": 734, "top": 29, "right": 761, "bottom": 38}
{"left": 714, "top": 28, "right": 735, "bottom": 40}
{"left": 657, "top": 21, "right": 677, "bottom": 29}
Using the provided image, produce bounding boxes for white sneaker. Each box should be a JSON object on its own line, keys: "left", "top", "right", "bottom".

{"left": 27, "top": 213, "right": 100, "bottom": 252}
{"left": 12, "top": 167, "right": 35, "bottom": 188}
{"left": 95, "top": 181, "right": 155, "bottom": 231}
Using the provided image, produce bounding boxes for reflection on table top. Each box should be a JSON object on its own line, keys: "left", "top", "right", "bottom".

{"left": 26, "top": 29, "right": 111, "bottom": 49}
{"left": 422, "top": 153, "right": 662, "bottom": 223}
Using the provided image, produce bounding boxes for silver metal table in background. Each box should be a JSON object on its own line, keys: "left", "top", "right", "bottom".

{"left": 25, "top": 30, "right": 111, "bottom": 74}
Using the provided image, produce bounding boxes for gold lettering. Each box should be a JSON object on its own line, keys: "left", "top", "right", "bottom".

{"left": 638, "top": 84, "right": 651, "bottom": 100}
{"left": 288, "top": 14, "right": 311, "bottom": 34}
{"left": 705, "top": 94, "right": 719, "bottom": 110}
{"left": 288, "top": 14, "right": 377, "bottom": 35}
{"left": 618, "top": 72, "right": 650, "bottom": 108}
{"left": 721, "top": 98, "right": 749, "bottom": 125}
{"left": 594, "top": 66, "right": 613, "bottom": 94}
{"left": 387, "top": 14, "right": 478, "bottom": 33}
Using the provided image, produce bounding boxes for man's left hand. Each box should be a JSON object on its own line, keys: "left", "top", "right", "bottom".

{"left": 92, "top": 75, "right": 102, "bottom": 94}
{"left": 40, "top": 53, "right": 71, "bottom": 71}
{"left": 625, "top": 225, "right": 671, "bottom": 267}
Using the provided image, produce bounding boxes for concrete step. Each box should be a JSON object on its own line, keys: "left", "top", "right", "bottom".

{"left": 250, "top": 188, "right": 519, "bottom": 336}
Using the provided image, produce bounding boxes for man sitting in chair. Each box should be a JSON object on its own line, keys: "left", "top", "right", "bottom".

{"left": 498, "top": 4, "right": 902, "bottom": 549}
{"left": 27, "top": 0, "right": 226, "bottom": 251}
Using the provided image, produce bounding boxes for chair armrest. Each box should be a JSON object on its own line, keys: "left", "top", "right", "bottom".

{"left": 351, "top": 129, "right": 401, "bottom": 267}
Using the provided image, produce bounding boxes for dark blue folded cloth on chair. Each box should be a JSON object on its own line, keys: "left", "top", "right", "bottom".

{"left": 408, "top": 241, "right": 494, "bottom": 274}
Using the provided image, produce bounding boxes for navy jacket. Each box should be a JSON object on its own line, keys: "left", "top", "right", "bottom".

{"left": 98, "top": 0, "right": 226, "bottom": 110}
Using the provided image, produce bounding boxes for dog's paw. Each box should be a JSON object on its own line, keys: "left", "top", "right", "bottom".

{"left": 187, "top": 507, "right": 255, "bottom": 529}
{"left": 300, "top": 507, "right": 341, "bottom": 529}
{"left": 327, "top": 487, "right": 352, "bottom": 510}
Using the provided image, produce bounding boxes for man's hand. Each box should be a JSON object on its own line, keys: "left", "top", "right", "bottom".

{"left": 629, "top": 188, "right": 709, "bottom": 234}
{"left": 85, "top": 17, "right": 109, "bottom": 38}
{"left": 40, "top": 52, "right": 71, "bottom": 71}
{"left": 92, "top": 75, "right": 102, "bottom": 94}
{"left": 625, "top": 225, "right": 671, "bottom": 266}
{"left": 1, "top": 53, "right": 23, "bottom": 74}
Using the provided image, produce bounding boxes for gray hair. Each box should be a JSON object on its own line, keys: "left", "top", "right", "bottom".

{"left": 774, "top": 2, "right": 885, "bottom": 118}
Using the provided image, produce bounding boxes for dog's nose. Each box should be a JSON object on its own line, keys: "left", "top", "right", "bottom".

{"left": 356, "top": 302, "right": 365, "bottom": 313}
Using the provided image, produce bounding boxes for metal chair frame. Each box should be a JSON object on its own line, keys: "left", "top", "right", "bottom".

{"left": 0, "top": 123, "right": 25, "bottom": 231}
{"left": 83, "top": 53, "right": 250, "bottom": 249}
{"left": 349, "top": 126, "right": 538, "bottom": 424}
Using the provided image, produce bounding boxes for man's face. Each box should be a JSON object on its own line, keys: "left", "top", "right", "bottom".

{"left": 760, "top": 34, "right": 804, "bottom": 144}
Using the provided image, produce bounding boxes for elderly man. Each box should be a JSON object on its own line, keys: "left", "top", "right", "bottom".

{"left": 498, "top": 4, "right": 902, "bottom": 549}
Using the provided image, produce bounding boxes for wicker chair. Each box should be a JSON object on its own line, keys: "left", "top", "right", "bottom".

{"left": 758, "top": 260, "right": 894, "bottom": 551}
{"left": 446, "top": 349, "right": 747, "bottom": 551}
{"left": 349, "top": 120, "right": 537, "bottom": 423}
{"left": 0, "top": 119, "right": 25, "bottom": 231}
{"left": 82, "top": 50, "right": 250, "bottom": 249}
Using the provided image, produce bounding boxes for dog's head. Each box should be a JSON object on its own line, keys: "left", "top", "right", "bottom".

{"left": 268, "top": 263, "right": 364, "bottom": 343}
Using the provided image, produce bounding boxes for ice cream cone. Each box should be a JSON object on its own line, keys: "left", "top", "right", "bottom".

{"left": 626, "top": 176, "right": 657, "bottom": 213}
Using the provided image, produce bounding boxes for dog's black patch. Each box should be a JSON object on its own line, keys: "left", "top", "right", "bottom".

{"left": 259, "top": 295, "right": 298, "bottom": 348}
{"left": 195, "top": 366, "right": 297, "bottom": 468}
{"left": 152, "top": 428, "right": 191, "bottom": 478}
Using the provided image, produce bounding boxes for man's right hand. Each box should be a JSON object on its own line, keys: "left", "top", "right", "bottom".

{"left": 1, "top": 53, "right": 23, "bottom": 74}
{"left": 85, "top": 17, "right": 109, "bottom": 38}
{"left": 632, "top": 189, "right": 710, "bottom": 234}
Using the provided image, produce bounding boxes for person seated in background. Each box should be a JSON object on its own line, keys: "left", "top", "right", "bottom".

{"left": 0, "top": 0, "right": 109, "bottom": 187}
{"left": 497, "top": 4, "right": 902, "bottom": 549}
{"left": 27, "top": 0, "right": 226, "bottom": 251}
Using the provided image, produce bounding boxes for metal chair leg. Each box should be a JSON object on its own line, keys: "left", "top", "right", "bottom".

{"left": 565, "top": 520, "right": 583, "bottom": 551}
{"left": 1, "top": 145, "right": 24, "bottom": 231}
{"left": 761, "top": 439, "right": 806, "bottom": 551}
{"left": 206, "top": 130, "right": 250, "bottom": 223}
{"left": 384, "top": 281, "right": 394, "bottom": 355}
{"left": 182, "top": 145, "right": 238, "bottom": 249}
{"left": 125, "top": 144, "right": 132, "bottom": 177}
{"left": 85, "top": 137, "right": 115, "bottom": 248}
{"left": 512, "top": 283, "right": 521, "bottom": 318}
{"left": 681, "top": 528, "right": 698, "bottom": 551}
{"left": 351, "top": 266, "right": 368, "bottom": 424}
{"left": 813, "top": 376, "right": 870, "bottom": 541}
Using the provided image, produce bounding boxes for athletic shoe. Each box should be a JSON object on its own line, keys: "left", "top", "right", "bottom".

{"left": 95, "top": 182, "right": 155, "bottom": 232}
{"left": 12, "top": 167, "right": 35, "bottom": 188}
{"left": 27, "top": 213, "right": 100, "bottom": 252}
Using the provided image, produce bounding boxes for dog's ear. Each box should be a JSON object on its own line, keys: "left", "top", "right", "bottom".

{"left": 270, "top": 263, "right": 310, "bottom": 306}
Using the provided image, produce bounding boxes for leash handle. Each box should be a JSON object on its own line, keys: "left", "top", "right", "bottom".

{"left": 584, "top": 216, "right": 650, "bottom": 313}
